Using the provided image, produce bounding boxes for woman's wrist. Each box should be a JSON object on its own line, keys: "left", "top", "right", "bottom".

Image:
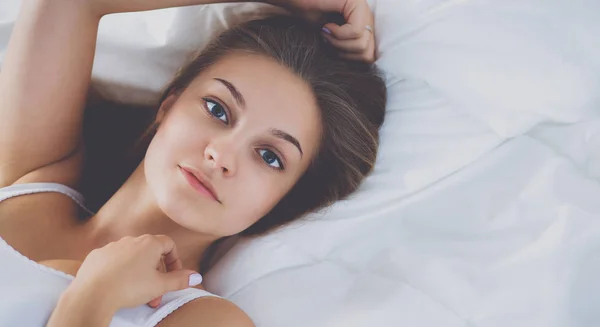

{"left": 86, "top": 0, "right": 274, "bottom": 18}
{"left": 47, "top": 284, "right": 118, "bottom": 327}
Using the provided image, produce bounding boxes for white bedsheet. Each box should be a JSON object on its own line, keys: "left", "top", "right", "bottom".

{"left": 1, "top": 1, "right": 599, "bottom": 326}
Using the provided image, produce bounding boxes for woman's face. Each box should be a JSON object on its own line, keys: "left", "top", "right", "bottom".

{"left": 144, "top": 53, "right": 322, "bottom": 238}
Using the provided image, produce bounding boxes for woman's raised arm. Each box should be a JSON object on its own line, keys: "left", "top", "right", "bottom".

{"left": 0, "top": 0, "right": 243, "bottom": 188}
{"left": 0, "top": 0, "right": 102, "bottom": 187}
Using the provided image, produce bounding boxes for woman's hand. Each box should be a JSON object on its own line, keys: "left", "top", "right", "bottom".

{"left": 281, "top": 0, "right": 377, "bottom": 63}
{"left": 68, "top": 234, "right": 202, "bottom": 311}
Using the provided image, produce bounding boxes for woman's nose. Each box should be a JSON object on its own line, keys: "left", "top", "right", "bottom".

{"left": 204, "top": 137, "right": 238, "bottom": 176}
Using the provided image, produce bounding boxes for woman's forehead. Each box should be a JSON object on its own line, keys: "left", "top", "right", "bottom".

{"left": 198, "top": 53, "right": 310, "bottom": 99}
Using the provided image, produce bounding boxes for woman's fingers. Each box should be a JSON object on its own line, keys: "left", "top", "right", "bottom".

{"left": 323, "top": 31, "right": 371, "bottom": 53}
{"left": 152, "top": 235, "right": 183, "bottom": 271}
{"left": 160, "top": 270, "right": 202, "bottom": 294}
{"left": 150, "top": 235, "right": 202, "bottom": 295}
{"left": 285, "top": 0, "right": 376, "bottom": 62}
{"left": 148, "top": 297, "right": 162, "bottom": 308}
{"left": 325, "top": 0, "right": 372, "bottom": 38}
{"left": 323, "top": 24, "right": 376, "bottom": 62}
{"left": 319, "top": 0, "right": 376, "bottom": 63}
{"left": 147, "top": 259, "right": 167, "bottom": 308}
{"left": 323, "top": 22, "right": 365, "bottom": 40}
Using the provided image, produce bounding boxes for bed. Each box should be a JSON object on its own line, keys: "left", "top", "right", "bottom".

{"left": 1, "top": 0, "right": 599, "bottom": 326}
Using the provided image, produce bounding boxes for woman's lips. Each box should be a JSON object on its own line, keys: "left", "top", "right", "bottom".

{"left": 178, "top": 166, "right": 220, "bottom": 203}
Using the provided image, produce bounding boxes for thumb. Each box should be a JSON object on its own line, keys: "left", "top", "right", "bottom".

{"left": 160, "top": 271, "right": 203, "bottom": 293}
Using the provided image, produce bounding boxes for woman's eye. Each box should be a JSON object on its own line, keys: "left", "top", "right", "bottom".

{"left": 204, "top": 98, "right": 228, "bottom": 124}
{"left": 258, "top": 149, "right": 284, "bottom": 170}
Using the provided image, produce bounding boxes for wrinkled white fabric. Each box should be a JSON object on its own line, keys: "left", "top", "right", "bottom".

{"left": 1, "top": 0, "right": 599, "bottom": 326}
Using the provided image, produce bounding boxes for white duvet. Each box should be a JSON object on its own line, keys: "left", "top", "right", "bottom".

{"left": 1, "top": 1, "right": 599, "bottom": 326}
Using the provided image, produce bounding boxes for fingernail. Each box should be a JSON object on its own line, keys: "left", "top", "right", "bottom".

{"left": 188, "top": 273, "right": 203, "bottom": 286}
{"left": 322, "top": 27, "right": 332, "bottom": 35}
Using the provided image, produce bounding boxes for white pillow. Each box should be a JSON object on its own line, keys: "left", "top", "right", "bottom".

{"left": 91, "top": 2, "right": 287, "bottom": 105}
{"left": 376, "top": 0, "right": 600, "bottom": 137}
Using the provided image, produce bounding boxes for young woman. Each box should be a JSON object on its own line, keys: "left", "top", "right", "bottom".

{"left": 0, "top": 0, "right": 386, "bottom": 326}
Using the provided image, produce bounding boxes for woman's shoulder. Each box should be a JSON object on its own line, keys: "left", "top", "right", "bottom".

{"left": 157, "top": 295, "right": 255, "bottom": 327}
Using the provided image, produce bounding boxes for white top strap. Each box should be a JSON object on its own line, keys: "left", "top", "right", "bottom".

{"left": 0, "top": 183, "right": 94, "bottom": 215}
{"left": 143, "top": 288, "right": 221, "bottom": 327}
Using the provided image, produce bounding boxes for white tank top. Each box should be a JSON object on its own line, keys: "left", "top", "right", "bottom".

{"left": 0, "top": 183, "right": 218, "bottom": 327}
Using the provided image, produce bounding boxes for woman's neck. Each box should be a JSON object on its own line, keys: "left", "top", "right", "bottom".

{"left": 83, "top": 161, "right": 213, "bottom": 271}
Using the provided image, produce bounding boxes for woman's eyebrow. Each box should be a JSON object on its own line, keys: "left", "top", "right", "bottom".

{"left": 270, "top": 128, "right": 303, "bottom": 158}
{"left": 214, "top": 78, "right": 246, "bottom": 109}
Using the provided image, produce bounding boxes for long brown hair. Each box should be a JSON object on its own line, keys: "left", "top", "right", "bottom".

{"left": 139, "top": 15, "right": 387, "bottom": 235}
